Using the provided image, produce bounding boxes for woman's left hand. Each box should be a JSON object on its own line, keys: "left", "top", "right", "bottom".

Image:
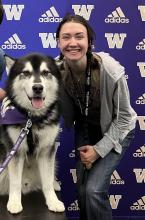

{"left": 78, "top": 145, "right": 100, "bottom": 169}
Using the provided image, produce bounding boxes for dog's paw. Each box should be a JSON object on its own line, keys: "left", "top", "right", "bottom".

{"left": 7, "top": 200, "right": 23, "bottom": 214}
{"left": 47, "top": 198, "right": 65, "bottom": 212}
{"left": 53, "top": 180, "right": 61, "bottom": 191}
{"left": 1, "top": 96, "right": 15, "bottom": 118}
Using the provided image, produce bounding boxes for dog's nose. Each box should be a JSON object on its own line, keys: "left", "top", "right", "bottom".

{"left": 32, "top": 84, "right": 43, "bottom": 94}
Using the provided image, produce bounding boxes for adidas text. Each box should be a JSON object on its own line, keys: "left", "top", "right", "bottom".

{"left": 69, "top": 150, "right": 75, "bottom": 158}
{"left": 133, "top": 152, "right": 145, "bottom": 157}
{"left": 105, "top": 17, "right": 129, "bottom": 23}
{"left": 39, "top": 17, "right": 62, "bottom": 23}
{"left": 136, "top": 99, "right": 145, "bottom": 104}
{"left": 68, "top": 200, "right": 79, "bottom": 211}
{"left": 111, "top": 179, "right": 125, "bottom": 185}
{"left": 68, "top": 206, "right": 79, "bottom": 211}
{"left": 1, "top": 44, "right": 26, "bottom": 50}
{"left": 136, "top": 45, "right": 145, "bottom": 50}
{"left": 130, "top": 205, "right": 145, "bottom": 210}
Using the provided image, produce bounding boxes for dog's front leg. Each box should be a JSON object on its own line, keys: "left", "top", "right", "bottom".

{"left": 37, "top": 152, "right": 65, "bottom": 212}
{"left": 7, "top": 156, "right": 25, "bottom": 214}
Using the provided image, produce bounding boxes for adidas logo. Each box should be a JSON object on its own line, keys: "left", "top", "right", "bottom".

{"left": 133, "top": 145, "right": 145, "bottom": 157}
{"left": 59, "top": 127, "right": 63, "bottom": 133}
{"left": 136, "top": 38, "right": 145, "bottom": 50}
{"left": 125, "top": 74, "right": 129, "bottom": 80}
{"left": 68, "top": 200, "right": 79, "bottom": 211}
{"left": 105, "top": 7, "right": 129, "bottom": 23}
{"left": 130, "top": 196, "right": 145, "bottom": 210}
{"left": 39, "top": 6, "right": 62, "bottom": 23}
{"left": 69, "top": 149, "right": 75, "bottom": 158}
{"left": 1, "top": 33, "right": 26, "bottom": 50}
{"left": 110, "top": 170, "right": 125, "bottom": 185}
{"left": 136, "top": 93, "right": 145, "bottom": 104}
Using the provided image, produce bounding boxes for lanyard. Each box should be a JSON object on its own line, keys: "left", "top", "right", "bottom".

{"left": 84, "top": 58, "right": 91, "bottom": 117}
{"left": 68, "top": 57, "right": 91, "bottom": 117}
{"left": 0, "top": 118, "right": 32, "bottom": 174}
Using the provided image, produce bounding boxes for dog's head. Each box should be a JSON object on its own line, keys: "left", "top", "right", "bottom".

{"left": 5, "top": 53, "right": 61, "bottom": 117}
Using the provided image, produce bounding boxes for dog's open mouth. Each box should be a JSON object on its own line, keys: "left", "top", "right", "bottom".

{"left": 31, "top": 97, "right": 44, "bottom": 109}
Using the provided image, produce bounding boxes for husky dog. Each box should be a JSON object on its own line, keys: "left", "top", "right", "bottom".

{"left": 0, "top": 53, "right": 65, "bottom": 214}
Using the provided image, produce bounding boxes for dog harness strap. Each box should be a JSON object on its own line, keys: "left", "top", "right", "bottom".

{"left": 0, "top": 118, "right": 32, "bottom": 175}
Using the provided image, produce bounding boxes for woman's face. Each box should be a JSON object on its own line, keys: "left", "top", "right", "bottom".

{"left": 58, "top": 22, "right": 89, "bottom": 62}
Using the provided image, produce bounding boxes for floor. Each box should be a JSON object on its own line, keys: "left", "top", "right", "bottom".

{"left": 0, "top": 191, "right": 69, "bottom": 220}
{"left": 1, "top": 193, "right": 145, "bottom": 220}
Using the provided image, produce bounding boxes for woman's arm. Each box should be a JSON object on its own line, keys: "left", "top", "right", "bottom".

{"left": 94, "top": 76, "right": 137, "bottom": 158}
{"left": 0, "top": 88, "right": 6, "bottom": 101}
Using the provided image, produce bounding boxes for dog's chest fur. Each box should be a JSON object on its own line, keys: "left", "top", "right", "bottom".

{"left": 6, "top": 122, "right": 59, "bottom": 156}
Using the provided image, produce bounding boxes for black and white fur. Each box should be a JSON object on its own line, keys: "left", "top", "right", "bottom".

{"left": 0, "top": 53, "right": 65, "bottom": 214}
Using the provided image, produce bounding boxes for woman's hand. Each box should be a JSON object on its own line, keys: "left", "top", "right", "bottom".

{"left": 78, "top": 145, "right": 100, "bottom": 169}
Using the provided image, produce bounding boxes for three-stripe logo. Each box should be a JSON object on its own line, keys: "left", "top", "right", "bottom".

{"left": 136, "top": 38, "right": 145, "bottom": 50}
{"left": 133, "top": 145, "right": 145, "bottom": 157}
{"left": 111, "top": 170, "right": 125, "bottom": 185}
{"left": 68, "top": 200, "right": 79, "bottom": 211}
{"left": 130, "top": 196, "right": 145, "bottom": 210}
{"left": 39, "top": 6, "right": 62, "bottom": 23}
{"left": 105, "top": 7, "right": 129, "bottom": 23}
{"left": 136, "top": 93, "right": 145, "bottom": 104}
{"left": 1, "top": 33, "right": 26, "bottom": 50}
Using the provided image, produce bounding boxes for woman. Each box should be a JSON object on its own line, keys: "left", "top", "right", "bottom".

{"left": 56, "top": 14, "right": 137, "bottom": 220}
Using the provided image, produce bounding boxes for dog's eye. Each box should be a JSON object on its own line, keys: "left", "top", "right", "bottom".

{"left": 42, "top": 70, "right": 50, "bottom": 77}
{"left": 22, "top": 71, "right": 31, "bottom": 76}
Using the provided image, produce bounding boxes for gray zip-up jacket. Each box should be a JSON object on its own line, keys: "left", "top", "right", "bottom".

{"left": 93, "top": 52, "right": 137, "bottom": 157}
{"left": 57, "top": 52, "right": 137, "bottom": 158}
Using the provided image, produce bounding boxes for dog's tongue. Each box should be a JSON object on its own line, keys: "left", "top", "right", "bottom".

{"left": 31, "top": 98, "right": 44, "bottom": 109}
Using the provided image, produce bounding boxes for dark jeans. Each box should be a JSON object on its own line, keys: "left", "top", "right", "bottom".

{"left": 76, "top": 129, "right": 135, "bottom": 220}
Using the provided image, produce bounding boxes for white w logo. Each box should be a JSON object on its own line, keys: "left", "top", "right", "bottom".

{"left": 39, "top": 33, "right": 57, "bottom": 48}
{"left": 109, "top": 195, "right": 122, "bottom": 209}
{"left": 70, "top": 169, "right": 77, "bottom": 184}
{"left": 133, "top": 169, "right": 145, "bottom": 183}
{"left": 137, "top": 116, "right": 145, "bottom": 130}
{"left": 72, "top": 5, "right": 94, "bottom": 20}
{"left": 105, "top": 33, "right": 127, "bottom": 49}
{"left": 137, "top": 62, "right": 145, "bottom": 77}
{"left": 3, "top": 5, "right": 24, "bottom": 20}
{"left": 138, "top": 6, "right": 145, "bottom": 21}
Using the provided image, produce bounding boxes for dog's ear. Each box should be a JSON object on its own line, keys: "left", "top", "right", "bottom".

{"left": 4, "top": 55, "right": 16, "bottom": 75}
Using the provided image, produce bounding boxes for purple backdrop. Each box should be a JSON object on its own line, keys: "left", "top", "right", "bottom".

{"left": 0, "top": 0, "right": 145, "bottom": 219}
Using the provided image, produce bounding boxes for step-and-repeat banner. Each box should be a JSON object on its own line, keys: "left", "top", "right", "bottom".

{"left": 0, "top": 0, "right": 145, "bottom": 219}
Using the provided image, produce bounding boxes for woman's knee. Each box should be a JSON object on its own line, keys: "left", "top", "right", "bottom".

{"left": 86, "top": 180, "right": 106, "bottom": 199}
